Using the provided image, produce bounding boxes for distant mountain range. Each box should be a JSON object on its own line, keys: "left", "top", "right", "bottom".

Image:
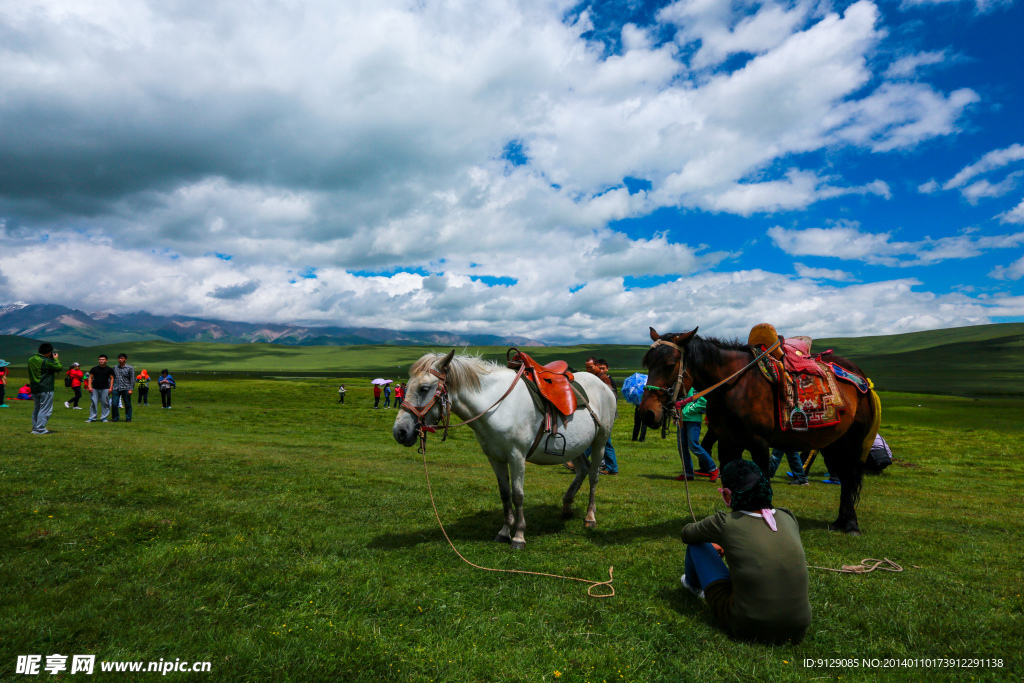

{"left": 0, "top": 302, "right": 546, "bottom": 348}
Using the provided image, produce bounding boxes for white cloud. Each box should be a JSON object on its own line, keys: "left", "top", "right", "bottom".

{"left": 943, "top": 143, "right": 1024, "bottom": 190}
{"left": 769, "top": 223, "right": 1024, "bottom": 266}
{"left": 2, "top": 235, "right": 1021, "bottom": 342}
{"left": 997, "top": 198, "right": 1024, "bottom": 224}
{"left": 989, "top": 255, "right": 1024, "bottom": 281}
{"left": 795, "top": 263, "right": 857, "bottom": 281}
{"left": 884, "top": 50, "right": 948, "bottom": 79}
{"left": 0, "top": 1, "right": 994, "bottom": 338}
{"left": 900, "top": 0, "right": 1013, "bottom": 14}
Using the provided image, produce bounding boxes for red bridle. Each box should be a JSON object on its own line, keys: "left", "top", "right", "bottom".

{"left": 399, "top": 368, "right": 451, "bottom": 453}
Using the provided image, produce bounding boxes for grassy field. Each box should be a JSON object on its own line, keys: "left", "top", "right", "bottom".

{"left": 5, "top": 320, "right": 1022, "bottom": 396}
{"left": 1, "top": 370, "right": 1021, "bottom": 682}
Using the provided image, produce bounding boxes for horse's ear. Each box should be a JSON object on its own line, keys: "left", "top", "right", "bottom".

{"left": 438, "top": 349, "right": 456, "bottom": 371}
{"left": 674, "top": 327, "right": 698, "bottom": 345}
{"left": 649, "top": 327, "right": 660, "bottom": 341}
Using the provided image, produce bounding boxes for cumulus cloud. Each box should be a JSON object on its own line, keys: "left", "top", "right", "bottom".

{"left": 1, "top": 235, "right": 1021, "bottom": 342}
{"left": 769, "top": 223, "right": 1024, "bottom": 266}
{"left": 884, "top": 50, "right": 948, "bottom": 79}
{"left": 0, "top": 1, "right": 997, "bottom": 339}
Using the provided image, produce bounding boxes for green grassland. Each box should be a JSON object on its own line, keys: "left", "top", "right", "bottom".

{"left": 1, "top": 372, "right": 1021, "bottom": 682}
{"left": 8, "top": 320, "right": 1022, "bottom": 397}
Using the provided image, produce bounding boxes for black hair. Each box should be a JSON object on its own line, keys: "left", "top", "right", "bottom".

{"left": 597, "top": 358, "right": 609, "bottom": 366}
{"left": 118, "top": 353, "right": 128, "bottom": 359}
{"left": 38, "top": 342, "right": 54, "bottom": 355}
{"left": 161, "top": 369, "right": 169, "bottom": 374}
{"left": 98, "top": 354, "right": 108, "bottom": 359}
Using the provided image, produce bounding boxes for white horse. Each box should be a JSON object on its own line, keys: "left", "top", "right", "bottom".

{"left": 393, "top": 351, "right": 618, "bottom": 549}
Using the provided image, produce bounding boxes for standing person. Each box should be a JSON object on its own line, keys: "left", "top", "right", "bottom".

{"left": 373, "top": 383, "right": 381, "bottom": 409}
{"left": 677, "top": 386, "right": 719, "bottom": 482}
{"left": 394, "top": 382, "right": 404, "bottom": 406}
{"left": 679, "top": 459, "right": 811, "bottom": 644}
{"left": 383, "top": 383, "right": 392, "bottom": 408}
{"left": 338, "top": 384, "right": 347, "bottom": 404}
{"left": 769, "top": 449, "right": 809, "bottom": 486}
{"left": 64, "top": 362, "right": 84, "bottom": 409}
{"left": 136, "top": 369, "right": 150, "bottom": 405}
{"left": 87, "top": 355, "right": 115, "bottom": 423}
{"left": 631, "top": 405, "right": 647, "bottom": 442}
{"left": 27, "top": 342, "right": 62, "bottom": 434}
{"left": 157, "top": 369, "right": 176, "bottom": 408}
{"left": 0, "top": 358, "right": 9, "bottom": 408}
{"left": 109, "top": 354, "right": 135, "bottom": 422}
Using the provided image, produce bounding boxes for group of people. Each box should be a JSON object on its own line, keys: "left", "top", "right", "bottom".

{"left": 9, "top": 344, "right": 178, "bottom": 434}
{"left": 369, "top": 381, "right": 405, "bottom": 409}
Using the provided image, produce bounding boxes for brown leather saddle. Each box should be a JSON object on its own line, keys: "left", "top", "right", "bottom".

{"left": 507, "top": 349, "right": 577, "bottom": 416}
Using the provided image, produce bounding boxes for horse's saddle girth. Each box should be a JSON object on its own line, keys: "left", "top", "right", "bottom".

{"left": 507, "top": 349, "right": 577, "bottom": 417}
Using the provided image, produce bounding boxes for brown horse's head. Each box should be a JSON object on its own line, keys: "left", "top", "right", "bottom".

{"left": 640, "top": 326, "right": 698, "bottom": 428}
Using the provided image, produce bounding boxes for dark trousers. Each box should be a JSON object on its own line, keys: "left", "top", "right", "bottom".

{"left": 161, "top": 389, "right": 172, "bottom": 407}
{"left": 374, "top": 396, "right": 380, "bottom": 408}
{"left": 111, "top": 389, "right": 133, "bottom": 421}
{"left": 0, "top": 384, "right": 5, "bottom": 405}
{"left": 138, "top": 386, "right": 149, "bottom": 404}
{"left": 69, "top": 386, "right": 82, "bottom": 407}
{"left": 631, "top": 408, "right": 647, "bottom": 441}
{"left": 339, "top": 394, "right": 345, "bottom": 403}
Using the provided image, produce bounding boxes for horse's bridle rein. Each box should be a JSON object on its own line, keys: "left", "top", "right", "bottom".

{"left": 399, "top": 364, "right": 528, "bottom": 454}
{"left": 643, "top": 339, "right": 689, "bottom": 423}
{"left": 643, "top": 337, "right": 782, "bottom": 424}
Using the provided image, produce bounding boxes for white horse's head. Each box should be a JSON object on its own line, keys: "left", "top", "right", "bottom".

{"left": 392, "top": 349, "right": 456, "bottom": 447}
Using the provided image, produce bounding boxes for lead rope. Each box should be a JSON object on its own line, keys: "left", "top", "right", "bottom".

{"left": 420, "top": 446, "right": 615, "bottom": 598}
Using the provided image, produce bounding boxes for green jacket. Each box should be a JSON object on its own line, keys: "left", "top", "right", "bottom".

{"left": 680, "top": 386, "right": 706, "bottom": 422}
{"left": 27, "top": 354, "right": 63, "bottom": 393}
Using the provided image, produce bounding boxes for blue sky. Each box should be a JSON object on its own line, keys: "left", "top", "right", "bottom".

{"left": 1, "top": 0, "right": 1023, "bottom": 342}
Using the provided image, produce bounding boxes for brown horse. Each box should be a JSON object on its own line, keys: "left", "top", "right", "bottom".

{"left": 640, "top": 327, "right": 879, "bottom": 535}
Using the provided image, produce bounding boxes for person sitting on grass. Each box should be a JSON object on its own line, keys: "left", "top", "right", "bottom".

{"left": 18, "top": 384, "right": 33, "bottom": 400}
{"left": 679, "top": 459, "right": 811, "bottom": 645}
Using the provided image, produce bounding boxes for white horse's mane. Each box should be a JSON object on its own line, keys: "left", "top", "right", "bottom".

{"left": 409, "top": 353, "right": 499, "bottom": 393}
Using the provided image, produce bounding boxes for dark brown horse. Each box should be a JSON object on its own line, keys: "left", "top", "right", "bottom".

{"left": 640, "top": 327, "right": 880, "bottom": 535}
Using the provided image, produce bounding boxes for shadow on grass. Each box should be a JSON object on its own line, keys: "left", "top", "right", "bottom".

{"left": 655, "top": 585, "right": 718, "bottom": 628}
{"left": 368, "top": 504, "right": 572, "bottom": 549}
{"left": 638, "top": 474, "right": 685, "bottom": 481}
{"left": 793, "top": 515, "right": 833, "bottom": 532}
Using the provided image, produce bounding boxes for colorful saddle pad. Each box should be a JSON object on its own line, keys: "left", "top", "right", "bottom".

{"left": 778, "top": 361, "right": 846, "bottom": 431}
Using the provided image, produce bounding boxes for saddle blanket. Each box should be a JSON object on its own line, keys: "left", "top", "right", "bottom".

{"left": 829, "top": 362, "right": 870, "bottom": 393}
{"left": 779, "top": 361, "right": 846, "bottom": 431}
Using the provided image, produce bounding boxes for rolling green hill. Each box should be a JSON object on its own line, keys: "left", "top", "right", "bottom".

{"left": 5, "top": 323, "right": 1022, "bottom": 396}
{"left": 0, "top": 334, "right": 80, "bottom": 358}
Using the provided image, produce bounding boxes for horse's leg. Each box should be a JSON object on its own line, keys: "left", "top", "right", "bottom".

{"left": 749, "top": 440, "right": 771, "bottom": 478}
{"left": 582, "top": 434, "right": 604, "bottom": 529}
{"left": 507, "top": 454, "right": 528, "bottom": 549}
{"left": 823, "top": 445, "right": 865, "bottom": 536}
{"left": 562, "top": 456, "right": 589, "bottom": 519}
{"left": 487, "top": 456, "right": 514, "bottom": 544}
{"left": 717, "top": 438, "right": 744, "bottom": 468}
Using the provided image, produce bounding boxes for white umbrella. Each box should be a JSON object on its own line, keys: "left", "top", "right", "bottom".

{"left": 370, "top": 378, "right": 393, "bottom": 385}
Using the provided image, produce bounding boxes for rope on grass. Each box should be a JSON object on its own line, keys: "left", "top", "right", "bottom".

{"left": 808, "top": 558, "right": 906, "bottom": 574}
{"left": 420, "top": 448, "right": 615, "bottom": 598}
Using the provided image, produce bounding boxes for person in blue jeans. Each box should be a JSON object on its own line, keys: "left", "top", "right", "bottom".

{"left": 680, "top": 459, "right": 811, "bottom": 644}
{"left": 677, "top": 387, "right": 718, "bottom": 482}
{"left": 769, "top": 449, "right": 809, "bottom": 485}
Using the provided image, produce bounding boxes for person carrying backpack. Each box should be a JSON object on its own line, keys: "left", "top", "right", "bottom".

{"left": 136, "top": 369, "right": 150, "bottom": 405}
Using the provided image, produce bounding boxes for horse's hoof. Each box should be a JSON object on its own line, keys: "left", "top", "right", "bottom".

{"left": 584, "top": 520, "right": 597, "bottom": 529}
{"left": 845, "top": 528, "right": 862, "bottom": 537}
{"left": 510, "top": 540, "right": 526, "bottom": 550}
{"left": 495, "top": 534, "right": 511, "bottom": 544}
